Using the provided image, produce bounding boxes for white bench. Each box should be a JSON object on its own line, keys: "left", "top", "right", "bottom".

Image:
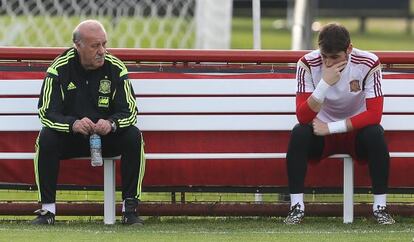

{"left": 1, "top": 71, "right": 414, "bottom": 224}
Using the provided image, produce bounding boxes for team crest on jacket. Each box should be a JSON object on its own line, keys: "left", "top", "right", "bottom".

{"left": 99, "top": 79, "right": 111, "bottom": 94}
{"left": 349, "top": 80, "right": 361, "bottom": 92}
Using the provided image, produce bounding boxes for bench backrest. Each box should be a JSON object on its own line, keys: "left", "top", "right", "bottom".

{"left": 2, "top": 74, "right": 414, "bottom": 131}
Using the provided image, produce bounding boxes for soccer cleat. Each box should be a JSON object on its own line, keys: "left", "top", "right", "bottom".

{"left": 121, "top": 198, "right": 144, "bottom": 225}
{"left": 284, "top": 203, "right": 304, "bottom": 225}
{"left": 31, "top": 209, "right": 55, "bottom": 225}
{"left": 373, "top": 205, "right": 395, "bottom": 225}
{"left": 122, "top": 211, "right": 144, "bottom": 225}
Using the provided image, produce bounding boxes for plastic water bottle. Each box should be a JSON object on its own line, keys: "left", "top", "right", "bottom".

{"left": 90, "top": 133, "right": 103, "bottom": 167}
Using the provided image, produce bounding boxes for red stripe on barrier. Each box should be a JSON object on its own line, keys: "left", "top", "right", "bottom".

{"left": 1, "top": 47, "right": 414, "bottom": 64}
{"left": 2, "top": 71, "right": 414, "bottom": 80}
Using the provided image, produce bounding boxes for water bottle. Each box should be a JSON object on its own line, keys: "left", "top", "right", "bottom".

{"left": 90, "top": 133, "right": 103, "bottom": 167}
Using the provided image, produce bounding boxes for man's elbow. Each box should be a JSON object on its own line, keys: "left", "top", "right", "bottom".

{"left": 297, "top": 115, "right": 312, "bottom": 125}
{"left": 372, "top": 114, "right": 382, "bottom": 125}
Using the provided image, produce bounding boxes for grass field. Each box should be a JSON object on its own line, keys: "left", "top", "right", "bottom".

{"left": 2, "top": 190, "right": 414, "bottom": 241}
{"left": 0, "top": 217, "right": 413, "bottom": 242}
{"left": 232, "top": 17, "right": 414, "bottom": 50}
{"left": 3, "top": 190, "right": 414, "bottom": 204}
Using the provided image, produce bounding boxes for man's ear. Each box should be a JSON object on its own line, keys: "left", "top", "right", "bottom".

{"left": 346, "top": 43, "right": 353, "bottom": 55}
{"left": 73, "top": 40, "right": 82, "bottom": 50}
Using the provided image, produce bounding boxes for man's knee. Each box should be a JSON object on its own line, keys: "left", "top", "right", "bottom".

{"left": 358, "top": 125, "right": 387, "bottom": 147}
{"left": 38, "top": 127, "right": 60, "bottom": 150}
{"left": 291, "top": 123, "right": 313, "bottom": 138}
{"left": 120, "top": 126, "right": 142, "bottom": 146}
{"left": 360, "top": 125, "right": 384, "bottom": 139}
{"left": 287, "top": 123, "right": 315, "bottom": 153}
{"left": 358, "top": 125, "right": 389, "bottom": 156}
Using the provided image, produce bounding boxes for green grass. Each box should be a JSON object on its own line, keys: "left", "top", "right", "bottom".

{"left": 316, "top": 18, "right": 414, "bottom": 51}
{"left": 231, "top": 17, "right": 293, "bottom": 49}
{"left": 3, "top": 190, "right": 414, "bottom": 204}
{"left": 231, "top": 17, "right": 414, "bottom": 50}
{"left": 0, "top": 217, "right": 413, "bottom": 242}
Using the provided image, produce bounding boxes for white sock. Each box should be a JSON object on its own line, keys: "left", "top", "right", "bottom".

{"left": 122, "top": 200, "right": 125, "bottom": 212}
{"left": 373, "top": 194, "right": 386, "bottom": 211}
{"left": 42, "top": 203, "right": 56, "bottom": 214}
{"left": 290, "top": 193, "right": 305, "bottom": 211}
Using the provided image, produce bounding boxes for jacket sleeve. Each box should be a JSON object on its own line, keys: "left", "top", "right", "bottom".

{"left": 38, "top": 74, "right": 77, "bottom": 132}
{"left": 110, "top": 73, "right": 138, "bottom": 130}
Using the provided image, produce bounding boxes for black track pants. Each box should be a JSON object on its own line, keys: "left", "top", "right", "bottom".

{"left": 286, "top": 124, "right": 389, "bottom": 194}
{"left": 34, "top": 126, "right": 145, "bottom": 203}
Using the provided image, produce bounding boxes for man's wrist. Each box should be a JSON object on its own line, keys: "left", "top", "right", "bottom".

{"left": 327, "top": 120, "right": 347, "bottom": 134}
{"left": 311, "top": 79, "right": 330, "bottom": 103}
{"left": 108, "top": 120, "right": 117, "bottom": 132}
{"left": 72, "top": 120, "right": 80, "bottom": 133}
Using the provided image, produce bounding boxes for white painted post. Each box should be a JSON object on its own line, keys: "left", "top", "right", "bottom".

{"left": 343, "top": 157, "right": 354, "bottom": 223}
{"left": 195, "top": 0, "right": 233, "bottom": 49}
{"left": 254, "top": 193, "right": 263, "bottom": 203}
{"left": 291, "top": 0, "right": 315, "bottom": 50}
{"left": 104, "top": 159, "right": 116, "bottom": 225}
{"left": 252, "top": 0, "right": 261, "bottom": 50}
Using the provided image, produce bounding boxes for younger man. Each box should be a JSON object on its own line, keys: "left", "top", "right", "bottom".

{"left": 284, "top": 23, "right": 394, "bottom": 225}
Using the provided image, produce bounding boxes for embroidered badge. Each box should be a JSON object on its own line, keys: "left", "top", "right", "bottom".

{"left": 98, "top": 96, "right": 109, "bottom": 108}
{"left": 67, "top": 82, "right": 76, "bottom": 90}
{"left": 349, "top": 80, "right": 361, "bottom": 92}
{"left": 99, "top": 79, "right": 111, "bottom": 94}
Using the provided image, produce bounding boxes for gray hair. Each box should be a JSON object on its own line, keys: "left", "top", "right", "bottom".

{"left": 72, "top": 19, "right": 106, "bottom": 45}
{"left": 72, "top": 29, "right": 81, "bottom": 44}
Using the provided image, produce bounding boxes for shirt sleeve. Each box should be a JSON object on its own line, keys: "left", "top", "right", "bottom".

{"left": 296, "top": 57, "right": 316, "bottom": 93}
{"left": 350, "top": 96, "right": 383, "bottom": 129}
{"left": 296, "top": 92, "right": 318, "bottom": 124}
{"left": 362, "top": 61, "right": 383, "bottom": 98}
{"left": 38, "top": 74, "right": 77, "bottom": 132}
{"left": 295, "top": 57, "right": 318, "bottom": 124}
{"left": 349, "top": 60, "right": 383, "bottom": 129}
{"left": 109, "top": 73, "right": 138, "bottom": 129}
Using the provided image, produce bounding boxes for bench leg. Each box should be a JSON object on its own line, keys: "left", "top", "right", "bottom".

{"left": 254, "top": 193, "right": 263, "bottom": 203}
{"left": 104, "top": 159, "right": 116, "bottom": 225}
{"left": 343, "top": 157, "right": 354, "bottom": 224}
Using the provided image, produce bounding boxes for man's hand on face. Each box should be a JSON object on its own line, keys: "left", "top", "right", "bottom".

{"left": 72, "top": 117, "right": 95, "bottom": 135}
{"left": 322, "top": 60, "right": 347, "bottom": 86}
{"left": 94, "top": 119, "right": 112, "bottom": 136}
{"left": 312, "top": 118, "right": 330, "bottom": 136}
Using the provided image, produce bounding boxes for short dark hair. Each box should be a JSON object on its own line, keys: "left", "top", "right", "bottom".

{"left": 318, "top": 23, "right": 350, "bottom": 54}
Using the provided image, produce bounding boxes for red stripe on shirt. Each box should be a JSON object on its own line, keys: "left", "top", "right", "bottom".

{"left": 351, "top": 54, "right": 375, "bottom": 63}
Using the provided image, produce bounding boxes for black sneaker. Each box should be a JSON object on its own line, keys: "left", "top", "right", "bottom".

{"left": 284, "top": 203, "right": 304, "bottom": 225}
{"left": 31, "top": 209, "right": 55, "bottom": 225}
{"left": 373, "top": 205, "right": 395, "bottom": 225}
{"left": 121, "top": 198, "right": 144, "bottom": 225}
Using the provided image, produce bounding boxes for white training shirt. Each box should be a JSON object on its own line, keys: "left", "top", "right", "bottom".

{"left": 296, "top": 48, "right": 383, "bottom": 122}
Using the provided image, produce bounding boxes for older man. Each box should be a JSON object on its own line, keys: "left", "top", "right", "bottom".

{"left": 32, "top": 20, "right": 145, "bottom": 225}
